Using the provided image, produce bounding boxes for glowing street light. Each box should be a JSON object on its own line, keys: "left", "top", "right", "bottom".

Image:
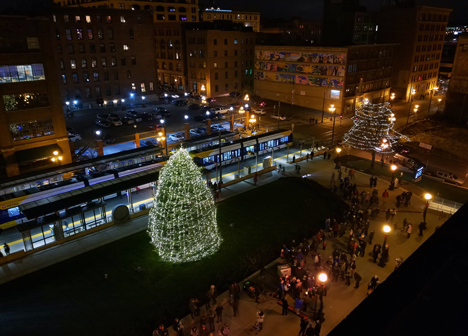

{"left": 423, "top": 193, "right": 432, "bottom": 222}
{"left": 244, "top": 94, "right": 250, "bottom": 101}
{"left": 318, "top": 273, "right": 328, "bottom": 283}
{"left": 424, "top": 193, "right": 432, "bottom": 201}
{"left": 437, "top": 98, "right": 442, "bottom": 112}
{"left": 329, "top": 104, "right": 337, "bottom": 144}
{"left": 390, "top": 164, "right": 397, "bottom": 190}
{"left": 184, "top": 115, "right": 189, "bottom": 120}
{"left": 51, "top": 150, "right": 62, "bottom": 165}
{"left": 336, "top": 147, "right": 342, "bottom": 157}
{"left": 383, "top": 224, "right": 391, "bottom": 246}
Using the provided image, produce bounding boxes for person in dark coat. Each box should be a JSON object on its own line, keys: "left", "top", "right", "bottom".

{"left": 368, "top": 230, "right": 375, "bottom": 245}
{"left": 418, "top": 221, "right": 426, "bottom": 236}
{"left": 379, "top": 244, "right": 389, "bottom": 267}
{"left": 315, "top": 320, "right": 322, "bottom": 335}
{"left": 281, "top": 296, "right": 289, "bottom": 315}
{"left": 372, "top": 244, "right": 381, "bottom": 263}
{"left": 305, "top": 323, "right": 315, "bottom": 336}
{"left": 354, "top": 272, "right": 362, "bottom": 288}
{"left": 299, "top": 317, "right": 309, "bottom": 336}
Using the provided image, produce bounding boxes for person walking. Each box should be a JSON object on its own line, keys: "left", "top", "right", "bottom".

{"left": 354, "top": 272, "right": 362, "bottom": 288}
{"left": 305, "top": 323, "right": 314, "bottom": 336}
{"left": 294, "top": 296, "right": 303, "bottom": 314}
{"left": 368, "top": 230, "right": 375, "bottom": 245}
{"left": 382, "top": 189, "right": 389, "bottom": 207}
{"left": 418, "top": 221, "right": 426, "bottom": 236}
{"left": 293, "top": 155, "right": 296, "bottom": 163}
{"left": 345, "top": 271, "right": 351, "bottom": 286}
{"left": 299, "top": 317, "right": 308, "bottom": 336}
{"left": 407, "top": 223, "right": 412, "bottom": 238}
{"left": 208, "top": 310, "right": 216, "bottom": 332}
{"left": 215, "top": 304, "right": 223, "bottom": 323}
{"left": 232, "top": 298, "right": 239, "bottom": 317}
{"left": 315, "top": 320, "right": 322, "bottom": 336}
{"left": 3, "top": 243, "right": 10, "bottom": 255}
{"left": 327, "top": 152, "right": 331, "bottom": 160}
{"left": 282, "top": 296, "right": 289, "bottom": 315}
{"left": 323, "top": 151, "right": 327, "bottom": 160}
{"left": 253, "top": 173, "right": 258, "bottom": 186}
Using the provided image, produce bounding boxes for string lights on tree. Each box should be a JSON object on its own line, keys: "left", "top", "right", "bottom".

{"left": 343, "top": 101, "right": 407, "bottom": 168}
{"left": 147, "top": 147, "right": 222, "bottom": 263}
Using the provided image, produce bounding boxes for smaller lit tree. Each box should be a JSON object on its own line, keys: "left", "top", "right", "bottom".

{"left": 343, "top": 101, "right": 405, "bottom": 168}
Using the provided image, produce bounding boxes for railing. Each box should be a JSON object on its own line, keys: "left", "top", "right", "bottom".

{"left": 429, "top": 196, "right": 462, "bottom": 216}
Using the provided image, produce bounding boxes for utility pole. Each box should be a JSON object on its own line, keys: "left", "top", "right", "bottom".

{"left": 218, "top": 130, "right": 222, "bottom": 184}
{"left": 321, "top": 92, "right": 325, "bottom": 122}
{"left": 278, "top": 102, "right": 281, "bottom": 130}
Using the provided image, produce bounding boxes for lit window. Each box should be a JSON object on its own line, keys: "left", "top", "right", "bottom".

{"left": 64, "top": 15, "right": 69, "bottom": 23}
{"left": 76, "top": 28, "right": 83, "bottom": 40}
{"left": 141, "top": 83, "right": 146, "bottom": 92}
{"left": 234, "top": 39, "right": 238, "bottom": 45}
{"left": 123, "top": 45, "right": 129, "bottom": 51}
{"left": 26, "top": 37, "right": 40, "bottom": 49}
{"left": 149, "top": 82, "right": 154, "bottom": 91}
{"left": 70, "top": 60, "right": 76, "bottom": 69}
{"left": 120, "top": 16, "right": 126, "bottom": 23}
{"left": 75, "top": 16, "right": 81, "bottom": 23}
{"left": 86, "top": 16, "right": 91, "bottom": 23}
{"left": 132, "top": 83, "right": 136, "bottom": 90}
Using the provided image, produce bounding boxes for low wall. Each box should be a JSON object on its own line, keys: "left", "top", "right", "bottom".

{"left": 222, "top": 166, "right": 276, "bottom": 188}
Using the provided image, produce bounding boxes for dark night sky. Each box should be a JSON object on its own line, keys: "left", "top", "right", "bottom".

{"left": 0, "top": 0, "right": 466, "bottom": 23}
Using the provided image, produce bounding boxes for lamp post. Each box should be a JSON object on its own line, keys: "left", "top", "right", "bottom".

{"left": 156, "top": 131, "right": 166, "bottom": 150}
{"left": 389, "top": 164, "right": 397, "bottom": 190}
{"left": 423, "top": 193, "right": 432, "bottom": 222}
{"left": 390, "top": 93, "right": 395, "bottom": 106}
{"left": 51, "top": 150, "right": 63, "bottom": 165}
{"left": 160, "top": 119, "right": 168, "bottom": 157}
{"left": 427, "top": 86, "right": 438, "bottom": 117}
{"left": 329, "top": 104, "right": 336, "bottom": 145}
{"left": 406, "top": 89, "right": 416, "bottom": 124}
{"left": 437, "top": 98, "right": 442, "bottom": 112}
{"left": 336, "top": 147, "right": 342, "bottom": 157}
{"left": 249, "top": 115, "right": 259, "bottom": 170}
{"left": 238, "top": 106, "right": 245, "bottom": 129}
{"left": 383, "top": 224, "right": 391, "bottom": 246}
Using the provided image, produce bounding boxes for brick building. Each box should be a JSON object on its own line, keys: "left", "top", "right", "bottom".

{"left": 377, "top": 5, "right": 452, "bottom": 101}
{"left": 202, "top": 8, "right": 260, "bottom": 33}
{"left": 185, "top": 22, "right": 255, "bottom": 97}
{"left": 254, "top": 44, "right": 396, "bottom": 116}
{"left": 0, "top": 16, "right": 71, "bottom": 177}
{"left": 50, "top": 7, "right": 157, "bottom": 109}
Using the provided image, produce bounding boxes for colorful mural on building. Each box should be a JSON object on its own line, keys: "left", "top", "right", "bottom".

{"left": 255, "top": 51, "right": 347, "bottom": 65}
{"left": 254, "top": 61, "right": 345, "bottom": 76}
{"left": 254, "top": 71, "right": 344, "bottom": 88}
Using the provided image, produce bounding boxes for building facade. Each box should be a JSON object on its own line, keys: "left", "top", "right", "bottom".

{"left": 54, "top": 0, "right": 201, "bottom": 93}
{"left": 261, "top": 18, "right": 322, "bottom": 45}
{"left": 377, "top": 5, "right": 452, "bottom": 101}
{"left": 50, "top": 8, "right": 158, "bottom": 109}
{"left": 202, "top": 8, "right": 260, "bottom": 32}
{"left": 0, "top": 16, "right": 71, "bottom": 177}
{"left": 444, "top": 35, "right": 468, "bottom": 123}
{"left": 185, "top": 22, "right": 255, "bottom": 97}
{"left": 254, "top": 44, "right": 395, "bottom": 115}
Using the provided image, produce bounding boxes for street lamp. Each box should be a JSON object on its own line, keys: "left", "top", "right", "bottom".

{"left": 157, "top": 131, "right": 166, "bottom": 147}
{"left": 318, "top": 273, "right": 328, "bottom": 283}
{"left": 390, "top": 93, "right": 395, "bottom": 106}
{"left": 184, "top": 115, "right": 189, "bottom": 120}
{"left": 95, "top": 130, "right": 101, "bottom": 136}
{"left": 437, "top": 98, "right": 442, "bottom": 112}
{"left": 423, "top": 193, "right": 432, "bottom": 222}
{"left": 383, "top": 224, "right": 391, "bottom": 246}
{"left": 160, "top": 119, "right": 168, "bottom": 157}
{"left": 51, "top": 150, "right": 63, "bottom": 165}
{"left": 244, "top": 94, "right": 249, "bottom": 101}
{"left": 329, "top": 104, "right": 336, "bottom": 145}
{"left": 336, "top": 147, "right": 342, "bottom": 157}
{"left": 389, "top": 164, "right": 397, "bottom": 190}
{"left": 427, "top": 86, "right": 438, "bottom": 117}
{"left": 407, "top": 89, "right": 416, "bottom": 124}
{"left": 389, "top": 113, "right": 396, "bottom": 123}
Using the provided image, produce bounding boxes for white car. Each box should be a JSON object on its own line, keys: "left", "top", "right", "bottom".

{"left": 68, "top": 134, "right": 82, "bottom": 142}
{"left": 107, "top": 116, "right": 122, "bottom": 126}
{"left": 436, "top": 171, "right": 462, "bottom": 185}
{"left": 253, "top": 109, "right": 266, "bottom": 115}
{"left": 168, "top": 133, "right": 185, "bottom": 142}
{"left": 270, "top": 114, "right": 287, "bottom": 120}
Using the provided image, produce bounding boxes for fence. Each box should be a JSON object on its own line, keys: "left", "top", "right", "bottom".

{"left": 429, "top": 196, "right": 462, "bottom": 216}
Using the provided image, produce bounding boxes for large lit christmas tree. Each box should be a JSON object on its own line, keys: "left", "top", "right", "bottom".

{"left": 343, "top": 101, "right": 406, "bottom": 167}
{"left": 148, "top": 148, "right": 222, "bottom": 263}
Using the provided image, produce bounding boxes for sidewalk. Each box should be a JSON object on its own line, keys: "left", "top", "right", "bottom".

{"left": 0, "top": 147, "right": 448, "bottom": 336}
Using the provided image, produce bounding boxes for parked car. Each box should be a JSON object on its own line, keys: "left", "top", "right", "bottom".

{"left": 172, "top": 99, "right": 188, "bottom": 106}
{"left": 259, "top": 101, "right": 266, "bottom": 107}
{"left": 393, "top": 153, "right": 425, "bottom": 170}
{"left": 68, "top": 134, "right": 82, "bottom": 142}
{"left": 122, "top": 116, "right": 135, "bottom": 125}
{"left": 140, "top": 112, "right": 154, "bottom": 121}
{"left": 67, "top": 127, "right": 76, "bottom": 136}
{"left": 171, "top": 94, "right": 179, "bottom": 99}
{"left": 270, "top": 114, "right": 287, "bottom": 120}
{"left": 436, "top": 171, "right": 462, "bottom": 185}
{"left": 107, "top": 116, "right": 123, "bottom": 126}
{"left": 253, "top": 109, "right": 266, "bottom": 115}
{"left": 393, "top": 143, "right": 410, "bottom": 154}
{"left": 188, "top": 104, "right": 201, "bottom": 110}
{"left": 211, "top": 124, "right": 225, "bottom": 132}
{"left": 168, "top": 133, "right": 185, "bottom": 142}
{"left": 210, "top": 107, "right": 230, "bottom": 114}
{"left": 96, "top": 114, "right": 108, "bottom": 121}
{"left": 108, "top": 113, "right": 121, "bottom": 120}
{"left": 153, "top": 107, "right": 170, "bottom": 116}
{"left": 95, "top": 119, "right": 111, "bottom": 128}
{"left": 127, "top": 110, "right": 143, "bottom": 122}
{"left": 195, "top": 127, "right": 206, "bottom": 134}
{"left": 146, "top": 124, "right": 164, "bottom": 131}
{"left": 190, "top": 129, "right": 204, "bottom": 137}
{"left": 194, "top": 115, "right": 206, "bottom": 122}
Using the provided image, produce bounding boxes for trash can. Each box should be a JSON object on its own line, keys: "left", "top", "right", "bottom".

{"left": 139, "top": 204, "right": 147, "bottom": 211}
{"left": 277, "top": 264, "right": 291, "bottom": 277}
{"left": 244, "top": 166, "right": 251, "bottom": 175}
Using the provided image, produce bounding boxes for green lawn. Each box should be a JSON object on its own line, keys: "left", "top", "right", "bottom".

{"left": 0, "top": 178, "right": 347, "bottom": 336}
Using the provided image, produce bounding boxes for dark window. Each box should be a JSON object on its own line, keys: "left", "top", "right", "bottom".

{"left": 9, "top": 118, "right": 55, "bottom": 141}
{"left": 104, "top": 72, "right": 109, "bottom": 81}
{"left": 110, "top": 44, "right": 115, "bottom": 52}
{"left": 121, "top": 57, "right": 126, "bottom": 66}
{"left": 127, "top": 70, "right": 131, "bottom": 78}
{"left": 98, "top": 29, "right": 104, "bottom": 40}
{"left": 100, "top": 44, "right": 106, "bottom": 52}
{"left": 90, "top": 44, "right": 96, "bottom": 53}
{"left": 131, "top": 56, "right": 136, "bottom": 65}
{"left": 129, "top": 29, "right": 134, "bottom": 39}
{"left": 93, "top": 72, "right": 99, "bottom": 81}
{"left": 68, "top": 45, "right": 74, "bottom": 54}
